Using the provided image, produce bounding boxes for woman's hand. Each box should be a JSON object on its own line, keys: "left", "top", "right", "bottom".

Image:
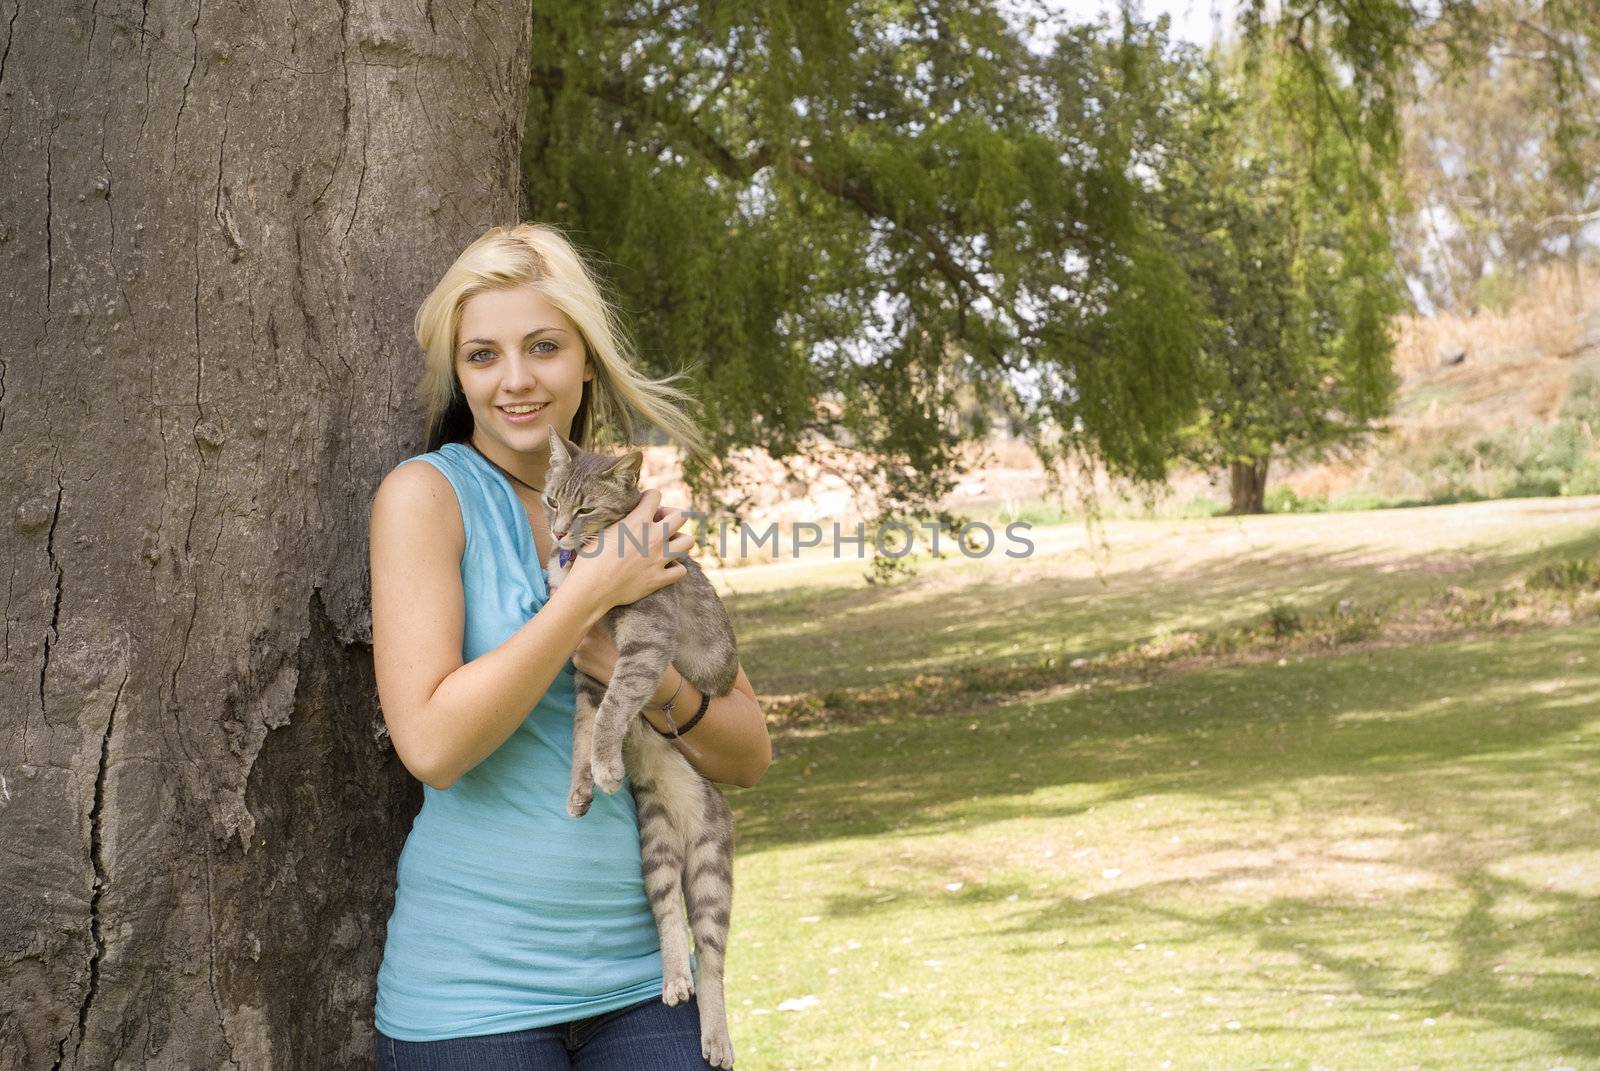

{"left": 572, "top": 620, "right": 685, "bottom": 707}
{"left": 571, "top": 622, "right": 621, "bottom": 685}
{"left": 563, "top": 489, "right": 695, "bottom": 612}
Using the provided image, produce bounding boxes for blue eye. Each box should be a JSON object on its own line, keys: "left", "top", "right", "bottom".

{"left": 532, "top": 339, "right": 559, "bottom": 354}
{"left": 467, "top": 348, "right": 494, "bottom": 363}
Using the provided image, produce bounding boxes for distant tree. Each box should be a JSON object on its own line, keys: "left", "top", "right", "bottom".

{"left": 1159, "top": 56, "right": 1401, "bottom": 513}
{"left": 1395, "top": 3, "right": 1600, "bottom": 310}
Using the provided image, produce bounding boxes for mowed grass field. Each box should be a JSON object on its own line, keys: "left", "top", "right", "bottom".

{"left": 710, "top": 498, "right": 1600, "bottom": 1071}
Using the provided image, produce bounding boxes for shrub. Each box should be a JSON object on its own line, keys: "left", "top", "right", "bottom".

{"left": 1527, "top": 558, "right": 1600, "bottom": 592}
{"left": 1265, "top": 487, "right": 1331, "bottom": 513}
{"left": 1561, "top": 366, "right": 1600, "bottom": 423}
{"left": 1266, "top": 603, "right": 1302, "bottom": 638}
{"left": 1566, "top": 455, "right": 1600, "bottom": 496}
{"left": 1330, "top": 490, "right": 1387, "bottom": 512}
{"left": 1180, "top": 495, "right": 1226, "bottom": 518}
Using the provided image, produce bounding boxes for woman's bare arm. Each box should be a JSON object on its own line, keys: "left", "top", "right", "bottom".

{"left": 642, "top": 665, "right": 771, "bottom": 788}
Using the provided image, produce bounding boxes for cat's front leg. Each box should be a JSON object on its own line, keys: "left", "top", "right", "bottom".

{"left": 567, "top": 671, "right": 604, "bottom": 817}
{"left": 591, "top": 612, "right": 675, "bottom": 795}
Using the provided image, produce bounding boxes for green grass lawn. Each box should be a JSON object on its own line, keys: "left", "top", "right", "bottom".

{"left": 717, "top": 499, "right": 1600, "bottom": 1070}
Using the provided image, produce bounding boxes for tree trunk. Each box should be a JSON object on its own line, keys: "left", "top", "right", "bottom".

{"left": 1228, "top": 457, "right": 1269, "bottom": 514}
{"left": 0, "top": 2, "right": 528, "bottom": 1067}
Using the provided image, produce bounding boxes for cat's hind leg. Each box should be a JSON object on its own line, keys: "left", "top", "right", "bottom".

{"left": 632, "top": 764, "right": 696, "bottom": 1006}
{"left": 685, "top": 782, "right": 736, "bottom": 1069}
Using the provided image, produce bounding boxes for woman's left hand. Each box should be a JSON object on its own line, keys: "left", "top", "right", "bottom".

{"left": 571, "top": 498, "right": 691, "bottom": 693}
{"left": 573, "top": 618, "right": 682, "bottom": 709}
{"left": 571, "top": 622, "right": 620, "bottom": 685}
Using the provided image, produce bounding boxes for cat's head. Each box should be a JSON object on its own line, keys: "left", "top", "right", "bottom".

{"left": 543, "top": 427, "right": 643, "bottom": 551}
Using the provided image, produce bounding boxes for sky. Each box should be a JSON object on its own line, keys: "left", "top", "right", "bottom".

{"left": 998, "top": 0, "right": 1237, "bottom": 45}
{"left": 1096, "top": 0, "right": 1234, "bottom": 44}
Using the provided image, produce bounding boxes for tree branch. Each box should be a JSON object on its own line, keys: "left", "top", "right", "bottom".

{"left": 535, "top": 63, "right": 1024, "bottom": 373}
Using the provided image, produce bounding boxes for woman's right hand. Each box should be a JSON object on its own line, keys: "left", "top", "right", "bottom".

{"left": 564, "top": 488, "right": 695, "bottom": 610}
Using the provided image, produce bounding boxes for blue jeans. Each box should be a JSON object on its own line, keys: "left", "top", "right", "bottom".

{"left": 374, "top": 995, "right": 717, "bottom": 1070}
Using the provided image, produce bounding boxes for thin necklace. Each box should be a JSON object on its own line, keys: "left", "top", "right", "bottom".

{"left": 467, "top": 439, "right": 544, "bottom": 495}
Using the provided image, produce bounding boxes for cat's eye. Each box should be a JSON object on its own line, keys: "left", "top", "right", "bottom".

{"left": 575, "top": 507, "right": 594, "bottom": 516}
{"left": 542, "top": 495, "right": 555, "bottom": 510}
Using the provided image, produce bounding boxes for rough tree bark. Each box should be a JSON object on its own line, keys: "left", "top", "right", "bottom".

{"left": 1228, "top": 457, "right": 1269, "bottom": 515}
{"left": 0, "top": 1, "right": 529, "bottom": 1067}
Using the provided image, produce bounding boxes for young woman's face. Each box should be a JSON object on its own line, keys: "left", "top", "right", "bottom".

{"left": 455, "top": 284, "right": 594, "bottom": 463}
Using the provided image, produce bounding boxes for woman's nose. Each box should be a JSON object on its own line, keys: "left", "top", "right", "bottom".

{"left": 503, "top": 354, "right": 536, "bottom": 390}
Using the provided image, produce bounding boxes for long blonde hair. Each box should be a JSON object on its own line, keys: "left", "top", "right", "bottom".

{"left": 414, "top": 223, "right": 708, "bottom": 460}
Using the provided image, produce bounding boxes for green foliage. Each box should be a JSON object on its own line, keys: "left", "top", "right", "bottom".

{"left": 522, "top": 1, "right": 1590, "bottom": 543}
{"left": 1264, "top": 486, "right": 1330, "bottom": 513}
{"left": 1243, "top": 0, "right": 1599, "bottom": 312}
{"left": 524, "top": 3, "right": 1222, "bottom": 531}
{"left": 1467, "top": 270, "right": 1527, "bottom": 315}
{"left": 1393, "top": 372, "right": 1600, "bottom": 502}
{"left": 1400, "top": 3, "right": 1600, "bottom": 308}
{"left": 1567, "top": 456, "right": 1600, "bottom": 496}
{"left": 1564, "top": 365, "right": 1600, "bottom": 421}
{"left": 1156, "top": 50, "right": 1401, "bottom": 498}
{"left": 1179, "top": 494, "right": 1227, "bottom": 518}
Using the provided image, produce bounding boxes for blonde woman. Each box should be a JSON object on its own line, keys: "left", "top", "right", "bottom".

{"left": 368, "top": 224, "right": 770, "bottom": 1069}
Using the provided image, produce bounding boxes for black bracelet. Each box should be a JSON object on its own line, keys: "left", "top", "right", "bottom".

{"left": 655, "top": 688, "right": 711, "bottom": 739}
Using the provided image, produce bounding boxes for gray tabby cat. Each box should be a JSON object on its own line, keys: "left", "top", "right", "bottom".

{"left": 539, "top": 426, "right": 739, "bottom": 1069}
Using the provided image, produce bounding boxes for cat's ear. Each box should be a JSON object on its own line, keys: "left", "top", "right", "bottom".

{"left": 547, "top": 426, "right": 576, "bottom": 469}
{"left": 609, "top": 450, "right": 644, "bottom": 487}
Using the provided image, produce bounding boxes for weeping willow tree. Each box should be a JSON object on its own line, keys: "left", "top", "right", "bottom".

{"left": 1180, "top": 0, "right": 1599, "bottom": 510}
{"left": 1243, "top": 0, "right": 1598, "bottom": 307}
{"left": 1154, "top": 47, "right": 1401, "bottom": 514}
{"left": 521, "top": 3, "right": 1205, "bottom": 535}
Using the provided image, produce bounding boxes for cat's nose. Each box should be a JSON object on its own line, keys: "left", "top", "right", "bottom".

{"left": 551, "top": 527, "right": 567, "bottom": 541}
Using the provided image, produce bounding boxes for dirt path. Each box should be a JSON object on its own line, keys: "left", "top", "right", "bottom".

{"left": 707, "top": 495, "right": 1600, "bottom": 596}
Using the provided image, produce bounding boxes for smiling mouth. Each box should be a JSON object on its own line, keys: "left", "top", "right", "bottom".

{"left": 499, "top": 403, "right": 549, "bottom": 416}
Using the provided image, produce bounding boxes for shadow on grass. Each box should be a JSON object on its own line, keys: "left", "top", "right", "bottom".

{"left": 974, "top": 869, "right": 1600, "bottom": 1058}
{"left": 736, "top": 626, "right": 1599, "bottom": 851}
{"left": 726, "top": 514, "right": 1600, "bottom": 1062}
{"left": 733, "top": 621, "right": 1600, "bottom": 1057}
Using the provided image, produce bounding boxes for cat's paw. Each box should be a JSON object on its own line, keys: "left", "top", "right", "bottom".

{"left": 701, "top": 1028, "right": 735, "bottom": 1069}
{"left": 592, "top": 755, "right": 625, "bottom": 795}
{"left": 566, "top": 785, "right": 593, "bottom": 818}
{"left": 661, "top": 975, "right": 694, "bottom": 1006}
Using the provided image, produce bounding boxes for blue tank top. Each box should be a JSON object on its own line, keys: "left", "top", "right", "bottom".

{"left": 373, "top": 442, "right": 663, "bottom": 1041}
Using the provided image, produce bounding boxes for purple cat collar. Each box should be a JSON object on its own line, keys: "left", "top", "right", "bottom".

{"left": 558, "top": 548, "right": 576, "bottom": 569}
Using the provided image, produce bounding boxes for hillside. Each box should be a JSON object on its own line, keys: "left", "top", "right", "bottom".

{"left": 1275, "top": 264, "right": 1600, "bottom": 507}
